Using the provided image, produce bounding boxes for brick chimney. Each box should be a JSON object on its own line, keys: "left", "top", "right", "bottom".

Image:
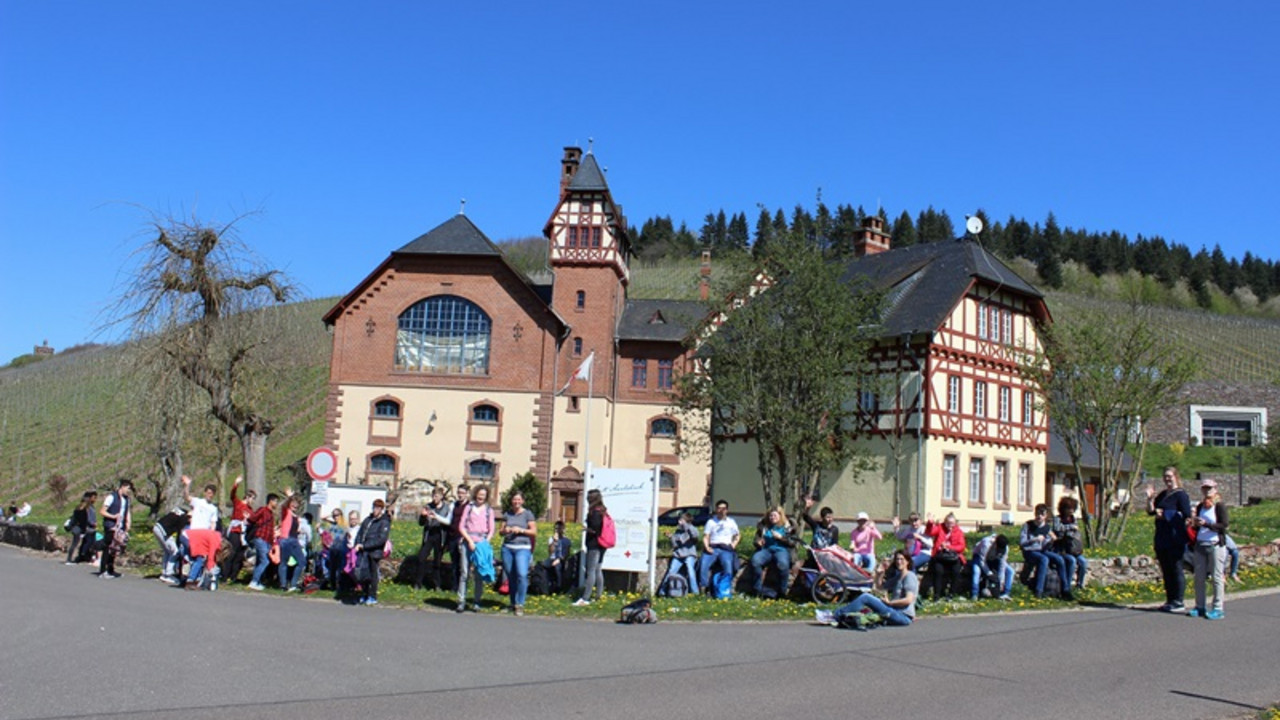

{"left": 559, "top": 146, "right": 582, "bottom": 200}
{"left": 699, "top": 250, "right": 712, "bottom": 301}
{"left": 854, "top": 215, "right": 891, "bottom": 257}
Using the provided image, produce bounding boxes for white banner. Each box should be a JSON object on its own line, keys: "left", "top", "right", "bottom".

{"left": 587, "top": 465, "right": 659, "bottom": 580}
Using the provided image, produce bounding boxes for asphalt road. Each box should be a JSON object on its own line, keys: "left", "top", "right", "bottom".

{"left": 3, "top": 544, "right": 1278, "bottom": 720}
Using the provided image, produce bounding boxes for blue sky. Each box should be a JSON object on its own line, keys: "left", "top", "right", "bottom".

{"left": 2, "top": 1, "right": 1277, "bottom": 363}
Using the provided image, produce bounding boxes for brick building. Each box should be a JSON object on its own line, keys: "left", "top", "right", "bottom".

{"left": 322, "top": 147, "right": 709, "bottom": 520}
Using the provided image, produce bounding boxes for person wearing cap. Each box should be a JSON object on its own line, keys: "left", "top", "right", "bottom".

{"left": 1145, "top": 466, "right": 1192, "bottom": 612}
{"left": 353, "top": 498, "right": 393, "bottom": 605}
{"left": 849, "top": 511, "right": 883, "bottom": 573}
{"left": 1188, "top": 479, "right": 1229, "bottom": 619}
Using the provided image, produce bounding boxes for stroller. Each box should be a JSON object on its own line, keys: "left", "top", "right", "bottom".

{"left": 796, "top": 540, "right": 875, "bottom": 604}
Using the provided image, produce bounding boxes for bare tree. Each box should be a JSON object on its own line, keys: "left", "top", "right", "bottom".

{"left": 108, "top": 211, "right": 295, "bottom": 500}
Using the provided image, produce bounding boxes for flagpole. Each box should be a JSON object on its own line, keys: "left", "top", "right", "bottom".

{"left": 577, "top": 351, "right": 594, "bottom": 590}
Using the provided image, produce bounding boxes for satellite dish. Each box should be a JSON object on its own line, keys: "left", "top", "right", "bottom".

{"left": 966, "top": 215, "right": 984, "bottom": 235}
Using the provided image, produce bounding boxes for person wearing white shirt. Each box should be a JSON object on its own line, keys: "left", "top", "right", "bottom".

{"left": 698, "top": 500, "right": 740, "bottom": 593}
{"left": 181, "top": 476, "right": 222, "bottom": 589}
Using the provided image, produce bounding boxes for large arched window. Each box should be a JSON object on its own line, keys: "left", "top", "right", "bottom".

{"left": 396, "top": 295, "right": 491, "bottom": 374}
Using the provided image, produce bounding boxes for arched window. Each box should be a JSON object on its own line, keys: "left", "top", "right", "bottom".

{"left": 659, "top": 468, "right": 677, "bottom": 490}
{"left": 467, "top": 459, "right": 495, "bottom": 479}
{"left": 374, "top": 399, "right": 401, "bottom": 418}
{"left": 396, "top": 295, "right": 491, "bottom": 374}
{"left": 370, "top": 453, "right": 396, "bottom": 473}
{"left": 472, "top": 404, "right": 499, "bottom": 423}
{"left": 651, "top": 417, "right": 678, "bottom": 438}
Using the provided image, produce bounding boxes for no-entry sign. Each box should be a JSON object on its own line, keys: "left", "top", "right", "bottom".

{"left": 306, "top": 447, "right": 338, "bottom": 481}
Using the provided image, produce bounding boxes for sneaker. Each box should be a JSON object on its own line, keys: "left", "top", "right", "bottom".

{"left": 248, "top": 582, "right": 265, "bottom": 591}
{"left": 514, "top": 606, "right": 524, "bottom": 617}
{"left": 1187, "top": 607, "right": 1204, "bottom": 618}
{"left": 1164, "top": 602, "right": 1185, "bottom": 613}
{"left": 357, "top": 597, "right": 367, "bottom": 605}
{"left": 468, "top": 603, "right": 481, "bottom": 612}
{"left": 998, "top": 594, "right": 1012, "bottom": 601}
{"left": 159, "top": 575, "right": 177, "bottom": 585}
{"left": 286, "top": 586, "right": 300, "bottom": 593}
{"left": 209, "top": 580, "right": 217, "bottom": 592}
{"left": 365, "top": 599, "right": 378, "bottom": 606}
{"left": 814, "top": 609, "right": 836, "bottom": 625}
{"left": 455, "top": 603, "right": 466, "bottom": 613}
{"left": 573, "top": 599, "right": 591, "bottom": 607}
{"left": 1205, "top": 609, "right": 1224, "bottom": 620}
{"left": 65, "top": 561, "right": 76, "bottom": 566}
{"left": 101, "top": 572, "right": 120, "bottom": 579}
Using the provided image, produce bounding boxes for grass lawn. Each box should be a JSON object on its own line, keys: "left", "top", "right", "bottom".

{"left": 16, "top": 500, "right": 1280, "bottom": 621}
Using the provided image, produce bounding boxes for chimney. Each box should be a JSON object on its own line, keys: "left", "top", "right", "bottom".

{"left": 699, "top": 250, "right": 712, "bottom": 301}
{"left": 560, "top": 146, "right": 582, "bottom": 200}
{"left": 854, "top": 215, "right": 891, "bottom": 257}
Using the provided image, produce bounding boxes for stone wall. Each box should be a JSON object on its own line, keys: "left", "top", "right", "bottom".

{"left": 1187, "top": 471, "right": 1280, "bottom": 503}
{"left": 0, "top": 523, "right": 64, "bottom": 553}
{"left": 1147, "top": 380, "right": 1280, "bottom": 445}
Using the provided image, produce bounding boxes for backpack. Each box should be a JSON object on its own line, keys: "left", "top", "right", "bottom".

{"left": 1059, "top": 526, "right": 1083, "bottom": 556}
{"left": 599, "top": 513, "right": 617, "bottom": 549}
{"left": 528, "top": 563, "right": 550, "bottom": 596}
{"left": 660, "top": 572, "right": 688, "bottom": 598}
{"left": 711, "top": 571, "right": 733, "bottom": 599}
{"left": 619, "top": 598, "right": 657, "bottom": 624}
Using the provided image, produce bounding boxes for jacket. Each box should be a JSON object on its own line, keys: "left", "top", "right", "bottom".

{"left": 355, "top": 512, "right": 393, "bottom": 559}
{"left": 1193, "top": 500, "right": 1230, "bottom": 546}
{"left": 1149, "top": 488, "right": 1192, "bottom": 552}
{"left": 926, "top": 521, "right": 967, "bottom": 562}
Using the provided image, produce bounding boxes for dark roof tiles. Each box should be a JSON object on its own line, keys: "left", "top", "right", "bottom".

{"left": 617, "top": 299, "right": 706, "bottom": 342}
{"left": 394, "top": 214, "right": 503, "bottom": 257}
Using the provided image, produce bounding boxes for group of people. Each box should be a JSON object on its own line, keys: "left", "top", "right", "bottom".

{"left": 1148, "top": 466, "right": 1233, "bottom": 619}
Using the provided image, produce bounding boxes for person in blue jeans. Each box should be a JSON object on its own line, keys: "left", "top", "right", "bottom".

{"left": 699, "top": 501, "right": 740, "bottom": 593}
{"left": 663, "top": 512, "right": 701, "bottom": 594}
{"left": 750, "top": 507, "right": 795, "bottom": 597}
{"left": 818, "top": 550, "right": 918, "bottom": 627}
{"left": 500, "top": 491, "right": 537, "bottom": 616}
{"left": 1020, "top": 503, "right": 1071, "bottom": 599}
{"left": 970, "top": 533, "right": 1013, "bottom": 600}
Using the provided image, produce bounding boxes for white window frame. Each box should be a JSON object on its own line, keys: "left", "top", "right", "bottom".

{"left": 974, "top": 381, "right": 986, "bottom": 418}
{"left": 969, "top": 458, "right": 984, "bottom": 503}
{"left": 995, "top": 461, "right": 1008, "bottom": 505}
{"left": 977, "top": 303, "right": 988, "bottom": 339}
{"left": 999, "top": 386, "right": 1011, "bottom": 422}
{"left": 948, "top": 376, "right": 961, "bottom": 414}
{"left": 943, "top": 455, "right": 957, "bottom": 501}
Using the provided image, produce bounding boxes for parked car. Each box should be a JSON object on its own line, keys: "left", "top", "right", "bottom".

{"left": 657, "top": 505, "right": 712, "bottom": 527}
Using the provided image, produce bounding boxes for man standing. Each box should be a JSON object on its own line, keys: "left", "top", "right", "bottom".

{"left": 1146, "top": 466, "right": 1192, "bottom": 612}
{"left": 446, "top": 484, "right": 471, "bottom": 600}
{"left": 98, "top": 479, "right": 133, "bottom": 579}
{"left": 699, "top": 500, "right": 740, "bottom": 593}
{"left": 181, "top": 476, "right": 222, "bottom": 589}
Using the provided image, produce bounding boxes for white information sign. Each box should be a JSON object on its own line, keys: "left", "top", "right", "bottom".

{"left": 587, "top": 465, "right": 660, "bottom": 584}
{"left": 310, "top": 480, "right": 330, "bottom": 506}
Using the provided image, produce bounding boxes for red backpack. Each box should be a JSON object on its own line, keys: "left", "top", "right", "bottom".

{"left": 599, "top": 512, "right": 617, "bottom": 549}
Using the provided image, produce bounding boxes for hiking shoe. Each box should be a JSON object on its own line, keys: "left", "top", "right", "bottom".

{"left": 1187, "top": 607, "right": 1204, "bottom": 618}
{"left": 573, "top": 599, "right": 591, "bottom": 607}
{"left": 1205, "top": 609, "right": 1224, "bottom": 620}
{"left": 248, "top": 582, "right": 265, "bottom": 591}
{"left": 814, "top": 609, "right": 836, "bottom": 625}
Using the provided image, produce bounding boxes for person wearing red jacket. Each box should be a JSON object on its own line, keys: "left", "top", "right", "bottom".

{"left": 221, "top": 476, "right": 257, "bottom": 583}
{"left": 925, "top": 512, "right": 967, "bottom": 600}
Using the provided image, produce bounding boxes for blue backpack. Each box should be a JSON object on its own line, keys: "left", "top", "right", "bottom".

{"left": 712, "top": 571, "right": 732, "bottom": 599}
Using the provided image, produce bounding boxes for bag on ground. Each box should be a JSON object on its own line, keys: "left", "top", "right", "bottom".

{"left": 619, "top": 598, "right": 657, "bottom": 624}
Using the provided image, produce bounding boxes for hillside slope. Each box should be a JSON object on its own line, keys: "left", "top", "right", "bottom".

{"left": 3, "top": 272, "right": 1279, "bottom": 510}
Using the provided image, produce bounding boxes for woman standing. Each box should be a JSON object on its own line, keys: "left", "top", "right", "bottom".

{"left": 750, "top": 507, "right": 795, "bottom": 597}
{"left": 574, "top": 490, "right": 607, "bottom": 607}
{"left": 924, "top": 512, "right": 967, "bottom": 600}
{"left": 457, "top": 485, "right": 495, "bottom": 612}
{"left": 500, "top": 491, "right": 537, "bottom": 616}
{"left": 413, "top": 487, "right": 453, "bottom": 591}
{"left": 1146, "top": 466, "right": 1192, "bottom": 612}
{"left": 64, "top": 492, "right": 97, "bottom": 565}
{"left": 1189, "top": 480, "right": 1229, "bottom": 620}
{"left": 353, "top": 498, "right": 393, "bottom": 605}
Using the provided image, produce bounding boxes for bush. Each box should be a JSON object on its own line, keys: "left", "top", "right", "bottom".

{"left": 501, "top": 471, "right": 548, "bottom": 518}
{"left": 47, "top": 474, "right": 69, "bottom": 510}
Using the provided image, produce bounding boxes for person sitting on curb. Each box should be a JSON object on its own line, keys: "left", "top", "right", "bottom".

{"left": 891, "top": 513, "right": 933, "bottom": 572}
{"left": 970, "top": 533, "right": 1013, "bottom": 600}
{"left": 816, "top": 549, "right": 918, "bottom": 629}
{"left": 750, "top": 507, "right": 795, "bottom": 598}
{"left": 1055, "top": 497, "right": 1087, "bottom": 590}
{"left": 698, "top": 500, "right": 740, "bottom": 595}
{"left": 1019, "top": 503, "right": 1071, "bottom": 600}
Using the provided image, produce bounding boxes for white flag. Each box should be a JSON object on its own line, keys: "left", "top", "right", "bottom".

{"left": 558, "top": 351, "right": 595, "bottom": 395}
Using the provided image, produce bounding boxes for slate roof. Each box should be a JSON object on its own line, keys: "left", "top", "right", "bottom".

{"left": 617, "top": 299, "right": 706, "bottom": 342}
{"left": 567, "top": 152, "right": 608, "bottom": 191}
{"left": 840, "top": 238, "right": 1048, "bottom": 337}
{"left": 394, "top": 214, "right": 504, "bottom": 257}
{"left": 1047, "top": 419, "right": 1136, "bottom": 472}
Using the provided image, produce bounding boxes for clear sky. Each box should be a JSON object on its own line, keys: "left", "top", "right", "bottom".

{"left": 2, "top": 1, "right": 1278, "bottom": 364}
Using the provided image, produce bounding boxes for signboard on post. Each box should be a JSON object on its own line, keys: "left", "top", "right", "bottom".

{"left": 586, "top": 464, "right": 660, "bottom": 594}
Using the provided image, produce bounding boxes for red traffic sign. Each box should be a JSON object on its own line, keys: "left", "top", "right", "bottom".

{"left": 306, "top": 447, "right": 338, "bottom": 481}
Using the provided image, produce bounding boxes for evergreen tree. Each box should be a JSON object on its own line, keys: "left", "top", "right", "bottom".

{"left": 890, "top": 210, "right": 917, "bottom": 248}
{"left": 754, "top": 208, "right": 774, "bottom": 258}
{"left": 831, "top": 204, "right": 860, "bottom": 256}
{"left": 726, "top": 212, "right": 750, "bottom": 253}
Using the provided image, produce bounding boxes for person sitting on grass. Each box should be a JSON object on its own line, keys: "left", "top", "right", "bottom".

{"left": 750, "top": 507, "right": 795, "bottom": 598}
{"left": 970, "top": 533, "right": 1013, "bottom": 601}
{"left": 544, "top": 520, "right": 573, "bottom": 593}
{"left": 816, "top": 549, "right": 918, "bottom": 628}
